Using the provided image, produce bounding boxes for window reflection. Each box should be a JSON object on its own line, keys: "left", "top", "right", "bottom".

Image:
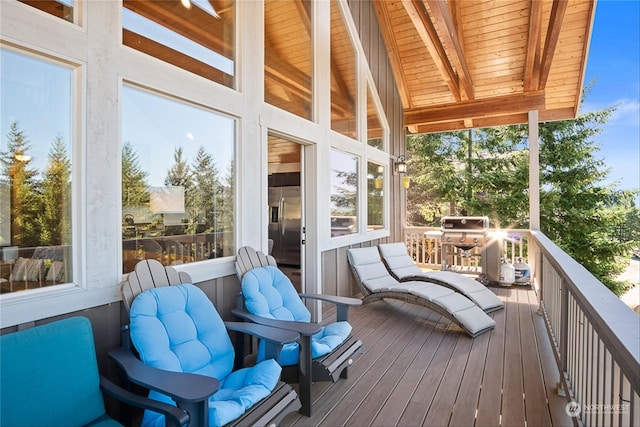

{"left": 330, "top": 149, "right": 358, "bottom": 237}
{"left": 122, "top": 85, "right": 235, "bottom": 273}
{"left": 264, "top": 0, "right": 313, "bottom": 120}
{"left": 19, "top": 0, "right": 74, "bottom": 23}
{"left": 0, "top": 49, "right": 74, "bottom": 293}
{"left": 122, "top": 0, "right": 235, "bottom": 88}
{"left": 330, "top": 0, "right": 357, "bottom": 139}
{"left": 367, "top": 162, "right": 384, "bottom": 230}
{"left": 367, "top": 85, "right": 383, "bottom": 149}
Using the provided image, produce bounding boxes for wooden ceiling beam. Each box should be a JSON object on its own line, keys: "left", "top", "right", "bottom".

{"left": 426, "top": 0, "right": 475, "bottom": 100}
{"left": 411, "top": 104, "right": 580, "bottom": 134}
{"left": 538, "top": 0, "right": 569, "bottom": 90}
{"left": 373, "top": 0, "right": 412, "bottom": 108}
{"left": 402, "top": 0, "right": 462, "bottom": 101}
{"left": 524, "top": 0, "right": 543, "bottom": 91}
{"left": 123, "top": 0, "right": 229, "bottom": 55}
{"left": 404, "top": 90, "right": 546, "bottom": 126}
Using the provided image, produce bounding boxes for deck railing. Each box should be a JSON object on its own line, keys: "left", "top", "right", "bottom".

{"left": 404, "top": 227, "right": 639, "bottom": 426}
{"left": 530, "top": 231, "right": 639, "bottom": 427}
{"left": 404, "top": 226, "right": 529, "bottom": 272}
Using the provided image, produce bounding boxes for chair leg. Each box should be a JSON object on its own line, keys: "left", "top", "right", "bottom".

{"left": 178, "top": 400, "right": 209, "bottom": 427}
{"left": 340, "top": 366, "right": 348, "bottom": 379}
{"left": 299, "top": 335, "right": 313, "bottom": 417}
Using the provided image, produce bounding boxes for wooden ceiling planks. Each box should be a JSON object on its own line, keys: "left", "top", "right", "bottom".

{"left": 373, "top": 0, "right": 595, "bottom": 134}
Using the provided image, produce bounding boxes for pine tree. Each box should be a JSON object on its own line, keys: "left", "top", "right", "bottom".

{"left": 190, "top": 146, "right": 219, "bottom": 234}
{"left": 0, "top": 121, "right": 41, "bottom": 247}
{"left": 38, "top": 135, "right": 71, "bottom": 246}
{"left": 406, "top": 99, "right": 638, "bottom": 295}
{"left": 121, "top": 141, "right": 149, "bottom": 207}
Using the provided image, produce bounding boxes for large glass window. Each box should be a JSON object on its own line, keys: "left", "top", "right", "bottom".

{"left": 122, "top": 85, "right": 235, "bottom": 273}
{"left": 264, "top": 0, "right": 313, "bottom": 120}
{"left": 0, "top": 48, "right": 74, "bottom": 294}
{"left": 367, "top": 161, "right": 384, "bottom": 230}
{"left": 330, "top": 0, "right": 357, "bottom": 139}
{"left": 330, "top": 149, "right": 358, "bottom": 237}
{"left": 123, "top": 0, "right": 236, "bottom": 88}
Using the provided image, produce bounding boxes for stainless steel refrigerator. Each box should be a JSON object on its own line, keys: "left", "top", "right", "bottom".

{"left": 268, "top": 186, "right": 301, "bottom": 267}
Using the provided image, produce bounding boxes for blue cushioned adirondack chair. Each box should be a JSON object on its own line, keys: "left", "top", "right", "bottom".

{"left": 0, "top": 316, "right": 188, "bottom": 427}
{"left": 112, "top": 259, "right": 301, "bottom": 427}
{"left": 234, "top": 246, "right": 365, "bottom": 417}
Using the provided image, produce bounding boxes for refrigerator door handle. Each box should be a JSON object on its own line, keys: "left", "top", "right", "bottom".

{"left": 280, "top": 197, "right": 286, "bottom": 236}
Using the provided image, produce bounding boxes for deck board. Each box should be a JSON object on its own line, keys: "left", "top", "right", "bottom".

{"left": 283, "top": 285, "right": 572, "bottom": 426}
{"left": 502, "top": 288, "right": 526, "bottom": 426}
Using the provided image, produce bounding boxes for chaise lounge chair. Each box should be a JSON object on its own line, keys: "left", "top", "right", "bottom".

{"left": 378, "top": 242, "right": 504, "bottom": 313}
{"left": 347, "top": 246, "right": 496, "bottom": 338}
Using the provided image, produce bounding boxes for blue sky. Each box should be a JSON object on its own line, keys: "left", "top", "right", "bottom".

{"left": 581, "top": 0, "right": 640, "bottom": 194}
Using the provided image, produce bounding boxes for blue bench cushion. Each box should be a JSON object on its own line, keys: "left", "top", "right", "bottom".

{"left": 242, "top": 266, "right": 352, "bottom": 364}
{"left": 130, "top": 284, "right": 281, "bottom": 427}
{"left": 0, "top": 317, "right": 110, "bottom": 426}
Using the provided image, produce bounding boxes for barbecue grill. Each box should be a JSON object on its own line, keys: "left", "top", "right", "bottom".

{"left": 440, "top": 216, "right": 490, "bottom": 278}
{"left": 441, "top": 216, "right": 489, "bottom": 251}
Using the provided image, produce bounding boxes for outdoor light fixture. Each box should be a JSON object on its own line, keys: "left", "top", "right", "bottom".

{"left": 395, "top": 155, "right": 407, "bottom": 174}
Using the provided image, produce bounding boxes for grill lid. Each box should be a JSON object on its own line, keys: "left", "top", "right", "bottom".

{"left": 441, "top": 216, "right": 489, "bottom": 232}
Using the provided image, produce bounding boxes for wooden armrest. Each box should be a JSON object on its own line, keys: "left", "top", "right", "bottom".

{"left": 224, "top": 321, "right": 299, "bottom": 345}
{"left": 109, "top": 348, "right": 219, "bottom": 403}
{"left": 297, "top": 293, "right": 362, "bottom": 307}
{"left": 298, "top": 294, "right": 362, "bottom": 322}
{"left": 231, "top": 308, "right": 322, "bottom": 336}
{"left": 100, "top": 376, "right": 189, "bottom": 427}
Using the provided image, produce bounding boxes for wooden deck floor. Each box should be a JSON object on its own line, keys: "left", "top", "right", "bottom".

{"left": 282, "top": 285, "right": 573, "bottom": 427}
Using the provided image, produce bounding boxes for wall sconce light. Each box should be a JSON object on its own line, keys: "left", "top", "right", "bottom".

{"left": 395, "top": 155, "right": 407, "bottom": 174}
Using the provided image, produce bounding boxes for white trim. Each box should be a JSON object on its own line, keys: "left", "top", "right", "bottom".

{"left": 1, "top": 0, "right": 396, "bottom": 327}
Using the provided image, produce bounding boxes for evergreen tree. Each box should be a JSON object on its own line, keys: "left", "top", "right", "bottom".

{"left": 406, "top": 100, "right": 638, "bottom": 295}
{"left": 121, "top": 141, "right": 149, "bottom": 207}
{"left": 38, "top": 135, "right": 71, "bottom": 246}
{"left": 190, "top": 146, "right": 219, "bottom": 234}
{"left": 0, "top": 121, "right": 41, "bottom": 247}
{"left": 534, "top": 107, "right": 635, "bottom": 294}
{"left": 406, "top": 128, "right": 528, "bottom": 228}
{"left": 218, "top": 160, "right": 235, "bottom": 258}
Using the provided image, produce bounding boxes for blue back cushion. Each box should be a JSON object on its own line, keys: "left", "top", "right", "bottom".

{"left": 242, "top": 266, "right": 311, "bottom": 322}
{"left": 130, "top": 284, "right": 234, "bottom": 380}
{"left": 0, "top": 316, "right": 107, "bottom": 426}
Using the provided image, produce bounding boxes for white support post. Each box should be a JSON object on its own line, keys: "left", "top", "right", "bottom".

{"left": 529, "top": 110, "right": 540, "bottom": 231}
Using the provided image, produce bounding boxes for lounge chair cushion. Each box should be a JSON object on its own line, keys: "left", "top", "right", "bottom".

{"left": 130, "top": 284, "right": 281, "bottom": 427}
{"left": 347, "top": 246, "right": 496, "bottom": 337}
{"left": 378, "top": 242, "right": 504, "bottom": 312}
{"left": 242, "top": 266, "right": 352, "bottom": 362}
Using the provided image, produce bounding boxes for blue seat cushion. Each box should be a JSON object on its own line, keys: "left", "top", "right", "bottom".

{"left": 130, "top": 284, "right": 282, "bottom": 427}
{"left": 243, "top": 266, "right": 352, "bottom": 363}
{"left": 0, "top": 317, "right": 111, "bottom": 426}
{"left": 242, "top": 266, "right": 311, "bottom": 322}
